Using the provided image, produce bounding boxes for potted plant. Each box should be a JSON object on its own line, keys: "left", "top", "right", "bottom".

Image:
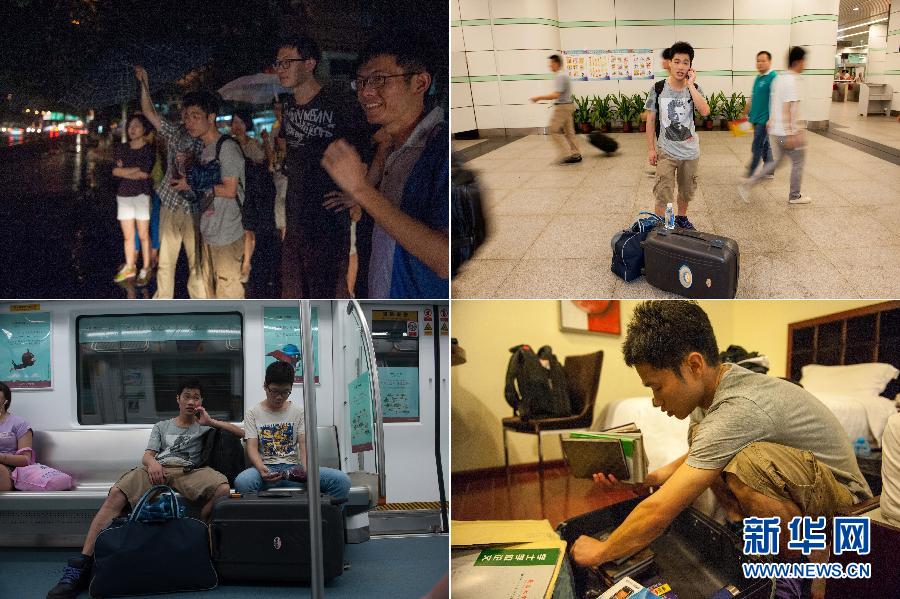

{"left": 704, "top": 92, "right": 723, "bottom": 131}
{"left": 589, "top": 94, "right": 612, "bottom": 133}
{"left": 611, "top": 93, "right": 638, "bottom": 132}
{"left": 634, "top": 92, "right": 648, "bottom": 132}
{"left": 721, "top": 92, "right": 747, "bottom": 130}
{"left": 573, "top": 96, "right": 592, "bottom": 133}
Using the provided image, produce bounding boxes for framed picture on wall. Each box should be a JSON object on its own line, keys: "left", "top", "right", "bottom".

{"left": 559, "top": 301, "right": 621, "bottom": 336}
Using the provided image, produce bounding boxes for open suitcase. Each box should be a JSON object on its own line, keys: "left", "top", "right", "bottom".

{"left": 642, "top": 228, "right": 739, "bottom": 298}
{"left": 209, "top": 490, "right": 345, "bottom": 584}
{"left": 556, "top": 497, "right": 773, "bottom": 599}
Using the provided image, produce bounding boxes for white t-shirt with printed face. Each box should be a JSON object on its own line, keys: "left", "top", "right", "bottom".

{"left": 767, "top": 70, "right": 802, "bottom": 136}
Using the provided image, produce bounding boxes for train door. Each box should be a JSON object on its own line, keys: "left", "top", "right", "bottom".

{"left": 357, "top": 302, "right": 449, "bottom": 505}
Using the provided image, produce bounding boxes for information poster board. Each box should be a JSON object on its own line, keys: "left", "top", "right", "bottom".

{"left": 379, "top": 367, "right": 420, "bottom": 423}
{"left": 0, "top": 311, "right": 52, "bottom": 389}
{"left": 263, "top": 307, "right": 319, "bottom": 384}
{"left": 348, "top": 371, "right": 374, "bottom": 452}
{"left": 564, "top": 48, "right": 654, "bottom": 80}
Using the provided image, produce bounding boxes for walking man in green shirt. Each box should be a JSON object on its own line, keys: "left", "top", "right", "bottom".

{"left": 746, "top": 51, "right": 776, "bottom": 178}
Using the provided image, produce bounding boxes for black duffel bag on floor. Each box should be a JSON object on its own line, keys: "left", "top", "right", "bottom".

{"left": 90, "top": 485, "right": 218, "bottom": 597}
{"left": 451, "top": 157, "right": 488, "bottom": 276}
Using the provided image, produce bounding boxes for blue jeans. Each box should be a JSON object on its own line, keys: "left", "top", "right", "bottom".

{"left": 748, "top": 123, "right": 773, "bottom": 176}
{"left": 234, "top": 464, "right": 351, "bottom": 501}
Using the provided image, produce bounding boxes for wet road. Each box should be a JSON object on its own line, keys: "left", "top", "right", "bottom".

{"left": 0, "top": 135, "right": 277, "bottom": 299}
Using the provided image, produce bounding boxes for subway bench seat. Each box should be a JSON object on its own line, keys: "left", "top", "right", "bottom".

{"left": 0, "top": 427, "right": 375, "bottom": 547}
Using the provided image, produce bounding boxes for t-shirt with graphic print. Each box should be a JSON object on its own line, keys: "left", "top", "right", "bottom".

{"left": 644, "top": 79, "right": 704, "bottom": 160}
{"left": 277, "top": 86, "right": 371, "bottom": 229}
{"left": 147, "top": 419, "right": 211, "bottom": 467}
{"left": 244, "top": 401, "right": 305, "bottom": 467}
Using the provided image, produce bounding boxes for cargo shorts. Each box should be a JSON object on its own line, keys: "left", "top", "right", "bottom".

{"left": 654, "top": 150, "right": 699, "bottom": 205}
{"left": 723, "top": 442, "right": 855, "bottom": 518}
{"left": 114, "top": 465, "right": 228, "bottom": 509}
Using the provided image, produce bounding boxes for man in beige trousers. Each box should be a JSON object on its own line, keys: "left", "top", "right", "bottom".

{"left": 530, "top": 54, "right": 581, "bottom": 164}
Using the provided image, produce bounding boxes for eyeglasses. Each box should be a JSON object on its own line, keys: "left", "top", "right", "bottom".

{"left": 350, "top": 72, "right": 421, "bottom": 92}
{"left": 266, "top": 386, "right": 292, "bottom": 398}
{"left": 273, "top": 58, "right": 308, "bottom": 71}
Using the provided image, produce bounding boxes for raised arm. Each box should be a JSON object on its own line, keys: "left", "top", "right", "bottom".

{"left": 133, "top": 65, "right": 162, "bottom": 131}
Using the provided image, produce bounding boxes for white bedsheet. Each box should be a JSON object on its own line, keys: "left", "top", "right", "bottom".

{"left": 811, "top": 392, "right": 897, "bottom": 447}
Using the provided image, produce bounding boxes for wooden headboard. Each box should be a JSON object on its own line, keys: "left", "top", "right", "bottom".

{"left": 787, "top": 301, "right": 900, "bottom": 400}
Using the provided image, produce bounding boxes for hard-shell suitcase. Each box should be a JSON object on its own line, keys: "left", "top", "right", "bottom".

{"left": 588, "top": 132, "right": 618, "bottom": 154}
{"left": 209, "top": 490, "right": 345, "bottom": 583}
{"left": 642, "top": 227, "right": 739, "bottom": 298}
{"left": 451, "top": 158, "right": 488, "bottom": 276}
{"left": 556, "top": 497, "right": 773, "bottom": 599}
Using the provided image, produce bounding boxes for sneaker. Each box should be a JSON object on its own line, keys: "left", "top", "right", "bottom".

{"left": 674, "top": 215, "right": 696, "bottom": 230}
{"left": 559, "top": 154, "right": 582, "bottom": 165}
{"left": 47, "top": 555, "right": 93, "bottom": 599}
{"left": 737, "top": 179, "right": 751, "bottom": 204}
{"left": 788, "top": 195, "right": 811, "bottom": 205}
{"left": 135, "top": 268, "right": 150, "bottom": 287}
{"left": 113, "top": 265, "right": 135, "bottom": 283}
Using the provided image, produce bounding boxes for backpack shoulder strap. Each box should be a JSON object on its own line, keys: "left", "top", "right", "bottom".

{"left": 214, "top": 134, "right": 246, "bottom": 208}
{"left": 654, "top": 79, "right": 665, "bottom": 98}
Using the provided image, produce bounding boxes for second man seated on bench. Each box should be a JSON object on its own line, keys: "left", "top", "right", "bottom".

{"left": 234, "top": 361, "right": 351, "bottom": 501}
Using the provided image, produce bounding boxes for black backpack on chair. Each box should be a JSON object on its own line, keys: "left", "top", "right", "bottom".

{"left": 504, "top": 345, "right": 571, "bottom": 421}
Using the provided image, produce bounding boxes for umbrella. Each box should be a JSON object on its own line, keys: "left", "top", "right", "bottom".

{"left": 218, "top": 73, "right": 287, "bottom": 105}
{"left": 61, "top": 42, "right": 212, "bottom": 110}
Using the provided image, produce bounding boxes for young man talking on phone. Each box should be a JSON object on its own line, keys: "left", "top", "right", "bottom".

{"left": 643, "top": 42, "right": 710, "bottom": 230}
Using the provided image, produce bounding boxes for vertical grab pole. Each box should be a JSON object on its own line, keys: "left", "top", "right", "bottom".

{"left": 300, "top": 300, "right": 325, "bottom": 599}
{"left": 349, "top": 299, "right": 386, "bottom": 503}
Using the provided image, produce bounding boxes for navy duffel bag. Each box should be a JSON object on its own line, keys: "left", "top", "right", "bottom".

{"left": 90, "top": 485, "right": 218, "bottom": 597}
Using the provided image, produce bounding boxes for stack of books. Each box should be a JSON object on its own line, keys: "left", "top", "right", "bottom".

{"left": 590, "top": 531, "right": 656, "bottom": 585}
{"left": 561, "top": 423, "right": 648, "bottom": 484}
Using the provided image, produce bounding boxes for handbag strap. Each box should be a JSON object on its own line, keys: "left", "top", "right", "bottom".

{"left": 129, "top": 485, "right": 179, "bottom": 523}
{"left": 15, "top": 447, "right": 35, "bottom": 466}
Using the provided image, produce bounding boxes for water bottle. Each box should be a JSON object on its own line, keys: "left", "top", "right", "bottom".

{"left": 853, "top": 436, "right": 871, "bottom": 458}
{"left": 665, "top": 202, "right": 675, "bottom": 229}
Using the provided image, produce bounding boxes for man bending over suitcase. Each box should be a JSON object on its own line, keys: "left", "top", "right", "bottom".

{"left": 47, "top": 379, "right": 244, "bottom": 599}
{"left": 571, "top": 301, "right": 871, "bottom": 599}
{"left": 234, "top": 360, "right": 351, "bottom": 501}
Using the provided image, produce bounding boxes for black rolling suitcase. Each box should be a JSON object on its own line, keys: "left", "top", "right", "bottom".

{"left": 642, "top": 227, "right": 739, "bottom": 298}
{"left": 588, "top": 132, "right": 618, "bottom": 154}
{"left": 451, "top": 158, "right": 488, "bottom": 276}
{"left": 557, "top": 497, "right": 773, "bottom": 598}
{"left": 209, "top": 491, "right": 345, "bottom": 584}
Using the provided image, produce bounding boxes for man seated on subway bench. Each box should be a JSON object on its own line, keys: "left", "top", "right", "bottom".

{"left": 47, "top": 379, "right": 244, "bottom": 599}
{"left": 571, "top": 301, "right": 872, "bottom": 599}
{"left": 234, "top": 360, "right": 351, "bottom": 501}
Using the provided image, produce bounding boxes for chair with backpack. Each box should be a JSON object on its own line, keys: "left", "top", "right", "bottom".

{"left": 501, "top": 348, "right": 604, "bottom": 477}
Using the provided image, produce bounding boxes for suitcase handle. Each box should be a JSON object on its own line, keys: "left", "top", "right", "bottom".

{"left": 661, "top": 227, "right": 727, "bottom": 248}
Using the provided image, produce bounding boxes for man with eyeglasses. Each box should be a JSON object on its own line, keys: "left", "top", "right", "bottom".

{"left": 233, "top": 361, "right": 351, "bottom": 500}
{"left": 134, "top": 66, "right": 207, "bottom": 299}
{"left": 321, "top": 33, "right": 448, "bottom": 298}
{"left": 273, "top": 35, "right": 370, "bottom": 299}
{"left": 47, "top": 380, "right": 244, "bottom": 599}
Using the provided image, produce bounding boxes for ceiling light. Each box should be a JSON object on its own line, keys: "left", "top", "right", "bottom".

{"left": 837, "top": 16, "right": 888, "bottom": 33}
{"left": 853, "top": 7, "right": 859, "bottom": 10}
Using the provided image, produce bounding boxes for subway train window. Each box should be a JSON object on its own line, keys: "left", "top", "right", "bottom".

{"left": 75, "top": 313, "right": 244, "bottom": 425}
{"left": 371, "top": 310, "right": 420, "bottom": 422}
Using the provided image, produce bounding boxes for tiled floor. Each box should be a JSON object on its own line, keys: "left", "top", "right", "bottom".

{"left": 452, "top": 129, "right": 900, "bottom": 299}
{"left": 829, "top": 100, "right": 900, "bottom": 151}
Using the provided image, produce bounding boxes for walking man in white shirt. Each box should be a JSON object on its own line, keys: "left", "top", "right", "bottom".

{"left": 738, "top": 46, "right": 811, "bottom": 205}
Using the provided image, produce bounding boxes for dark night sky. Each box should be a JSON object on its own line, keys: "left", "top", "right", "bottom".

{"left": 0, "top": 0, "right": 448, "bottom": 111}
